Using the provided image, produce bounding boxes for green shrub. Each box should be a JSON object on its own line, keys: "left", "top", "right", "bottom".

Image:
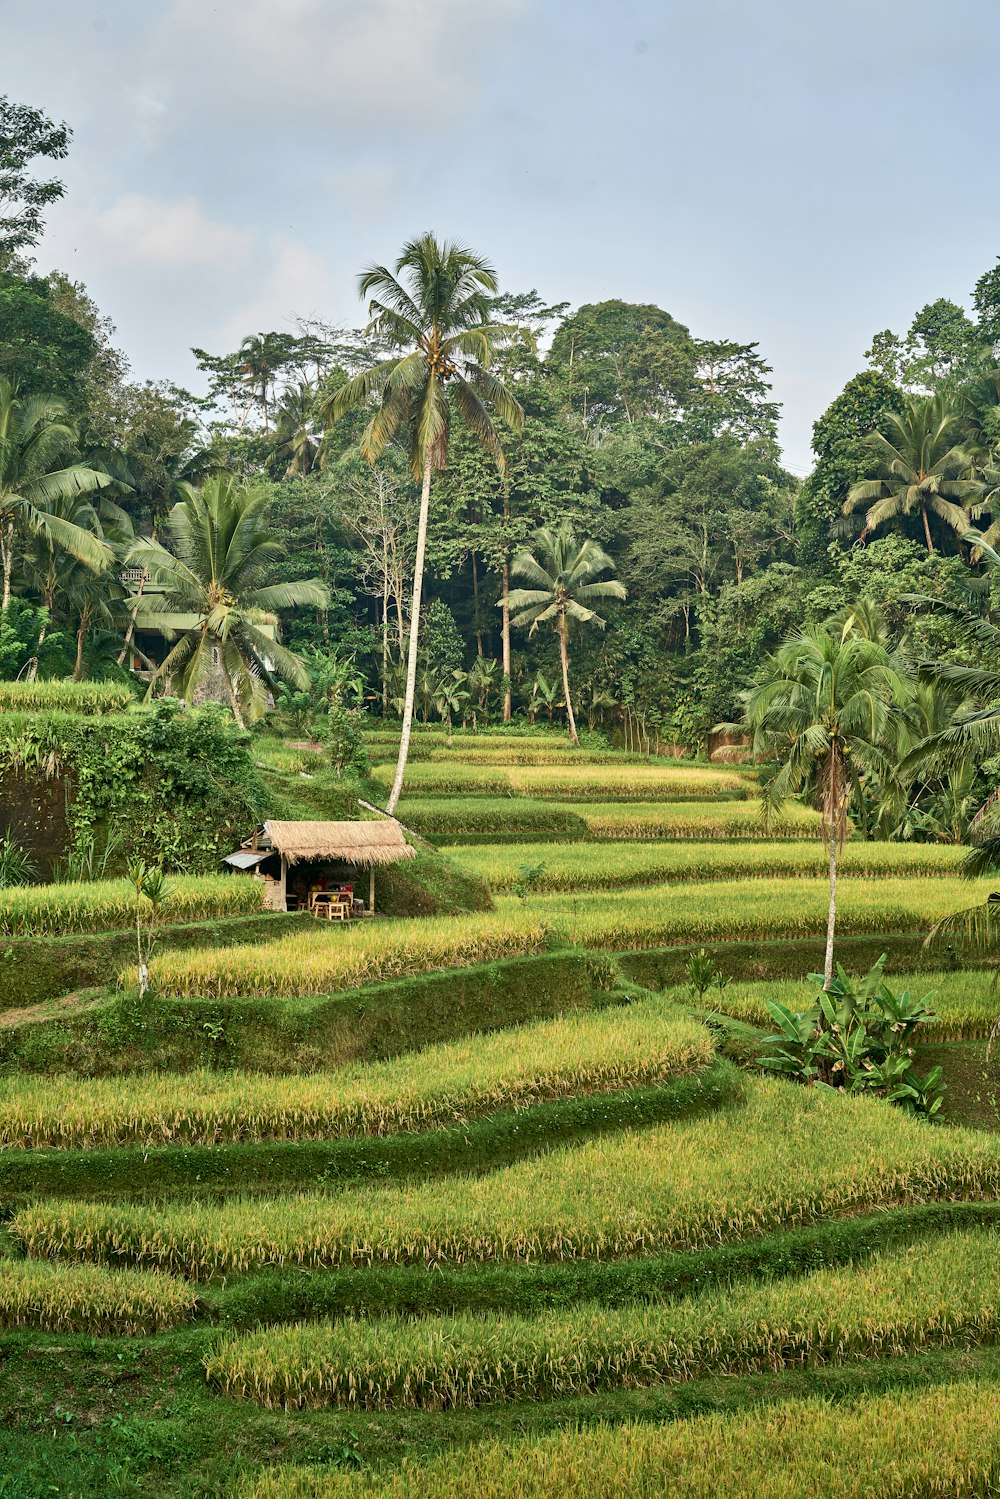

{"left": 682, "top": 967, "right": 1000, "bottom": 1042}
{"left": 0, "top": 701, "right": 270, "bottom": 872}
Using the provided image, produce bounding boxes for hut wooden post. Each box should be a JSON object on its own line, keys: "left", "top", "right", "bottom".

{"left": 279, "top": 853, "right": 288, "bottom": 911}
{"left": 369, "top": 865, "right": 376, "bottom": 915}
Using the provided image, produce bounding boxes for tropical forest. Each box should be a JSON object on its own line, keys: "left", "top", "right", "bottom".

{"left": 5, "top": 51, "right": 1000, "bottom": 1499}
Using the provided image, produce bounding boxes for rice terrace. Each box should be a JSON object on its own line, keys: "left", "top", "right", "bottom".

{"left": 6, "top": 5, "right": 1000, "bottom": 1494}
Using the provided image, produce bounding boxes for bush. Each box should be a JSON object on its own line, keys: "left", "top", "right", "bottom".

{"left": 682, "top": 967, "right": 1000, "bottom": 1042}
{"left": 16, "top": 1078, "right": 1000, "bottom": 1276}
{"left": 0, "top": 701, "right": 270, "bottom": 872}
{"left": 0, "top": 1004, "right": 713, "bottom": 1148}
{"left": 207, "top": 1226, "right": 1000, "bottom": 1408}
{"left": 0, "top": 873, "right": 264, "bottom": 936}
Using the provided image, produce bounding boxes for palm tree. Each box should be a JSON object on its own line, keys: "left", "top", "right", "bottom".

{"left": 20, "top": 489, "right": 127, "bottom": 679}
{"left": 503, "top": 521, "right": 626, "bottom": 745}
{"left": 322, "top": 233, "right": 524, "bottom": 814}
{"left": 127, "top": 475, "right": 329, "bottom": 727}
{"left": 744, "top": 623, "right": 904, "bottom": 987}
{"left": 844, "top": 393, "right": 982, "bottom": 554}
{"left": 0, "top": 379, "right": 113, "bottom": 611}
{"left": 271, "top": 384, "right": 321, "bottom": 477}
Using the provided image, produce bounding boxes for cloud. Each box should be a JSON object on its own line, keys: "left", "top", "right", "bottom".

{"left": 159, "top": 0, "right": 526, "bottom": 125}
{"left": 76, "top": 194, "right": 255, "bottom": 271}
{"left": 212, "top": 236, "right": 334, "bottom": 346}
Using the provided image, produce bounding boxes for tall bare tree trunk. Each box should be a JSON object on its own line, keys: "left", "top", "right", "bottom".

{"left": 921, "top": 502, "right": 935, "bottom": 555}
{"left": 471, "top": 552, "right": 483, "bottom": 656}
{"left": 381, "top": 587, "right": 389, "bottom": 714}
{"left": 558, "top": 616, "right": 579, "bottom": 746}
{"left": 1, "top": 520, "right": 13, "bottom": 611}
{"left": 225, "top": 668, "right": 246, "bottom": 730}
{"left": 386, "top": 454, "right": 432, "bottom": 815}
{"left": 823, "top": 833, "right": 838, "bottom": 990}
{"left": 73, "top": 610, "right": 89, "bottom": 681}
{"left": 117, "top": 572, "right": 147, "bottom": 667}
{"left": 501, "top": 484, "right": 512, "bottom": 721}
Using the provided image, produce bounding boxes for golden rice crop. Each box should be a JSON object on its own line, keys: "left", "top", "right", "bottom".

{"left": 579, "top": 799, "right": 824, "bottom": 838}
{"left": 683, "top": 968, "right": 999, "bottom": 1042}
{"left": 0, "top": 1005, "right": 712, "bottom": 1149}
{"left": 504, "top": 875, "right": 994, "bottom": 949}
{"left": 0, "top": 1258, "right": 197, "bottom": 1334}
{"left": 207, "top": 1226, "right": 1000, "bottom": 1409}
{"left": 507, "top": 764, "right": 753, "bottom": 800}
{"left": 373, "top": 763, "right": 516, "bottom": 796}
{"left": 0, "top": 680, "right": 133, "bottom": 715}
{"left": 383, "top": 763, "right": 753, "bottom": 800}
{"left": 395, "top": 799, "right": 589, "bottom": 840}
{"left": 16, "top": 1079, "right": 1000, "bottom": 1277}
{"left": 426, "top": 746, "right": 649, "bottom": 766}
{"left": 447, "top": 839, "right": 967, "bottom": 892}
{"left": 233, "top": 1381, "right": 1000, "bottom": 1498}
{"left": 139, "top": 912, "right": 549, "bottom": 998}
{"left": 0, "top": 873, "right": 265, "bottom": 937}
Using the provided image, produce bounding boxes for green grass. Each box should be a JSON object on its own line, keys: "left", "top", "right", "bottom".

{"left": 684, "top": 968, "right": 1000, "bottom": 1041}
{"left": 447, "top": 839, "right": 967, "bottom": 892}
{"left": 207, "top": 1226, "right": 1000, "bottom": 1409}
{"left": 0, "top": 1002, "right": 713, "bottom": 1148}
{"left": 15, "top": 1078, "right": 1000, "bottom": 1277}
{"left": 0, "top": 873, "right": 264, "bottom": 937}
{"left": 237, "top": 1379, "right": 1000, "bottom": 1497}
{"left": 505, "top": 875, "right": 994, "bottom": 948}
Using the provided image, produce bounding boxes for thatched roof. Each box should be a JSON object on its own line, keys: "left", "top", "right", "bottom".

{"left": 262, "top": 819, "right": 416, "bottom": 867}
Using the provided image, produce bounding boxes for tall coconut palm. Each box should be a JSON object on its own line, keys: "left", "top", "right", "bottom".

{"left": 503, "top": 521, "right": 626, "bottom": 746}
{"left": 744, "top": 625, "right": 905, "bottom": 987}
{"left": 844, "top": 393, "right": 982, "bottom": 554}
{"left": 127, "top": 475, "right": 329, "bottom": 727}
{"left": 0, "top": 378, "right": 113, "bottom": 611}
{"left": 322, "top": 233, "right": 524, "bottom": 813}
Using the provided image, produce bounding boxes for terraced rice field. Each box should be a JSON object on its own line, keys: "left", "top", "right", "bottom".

{"left": 6, "top": 726, "right": 999, "bottom": 1494}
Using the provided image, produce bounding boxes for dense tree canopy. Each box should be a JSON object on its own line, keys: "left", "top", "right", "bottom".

{"left": 4, "top": 89, "right": 1000, "bottom": 785}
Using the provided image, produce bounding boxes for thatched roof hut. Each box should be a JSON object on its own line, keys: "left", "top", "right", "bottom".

{"left": 260, "top": 820, "right": 416, "bottom": 867}
{"left": 224, "top": 818, "right": 415, "bottom": 915}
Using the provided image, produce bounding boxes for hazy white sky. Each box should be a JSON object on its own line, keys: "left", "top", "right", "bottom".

{"left": 5, "top": 0, "right": 1000, "bottom": 471}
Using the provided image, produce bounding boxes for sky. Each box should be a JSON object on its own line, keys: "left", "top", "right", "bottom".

{"left": 4, "top": 0, "right": 1000, "bottom": 474}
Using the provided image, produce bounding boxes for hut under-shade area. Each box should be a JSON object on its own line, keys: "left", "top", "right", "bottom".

{"left": 223, "top": 819, "right": 415, "bottom": 918}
